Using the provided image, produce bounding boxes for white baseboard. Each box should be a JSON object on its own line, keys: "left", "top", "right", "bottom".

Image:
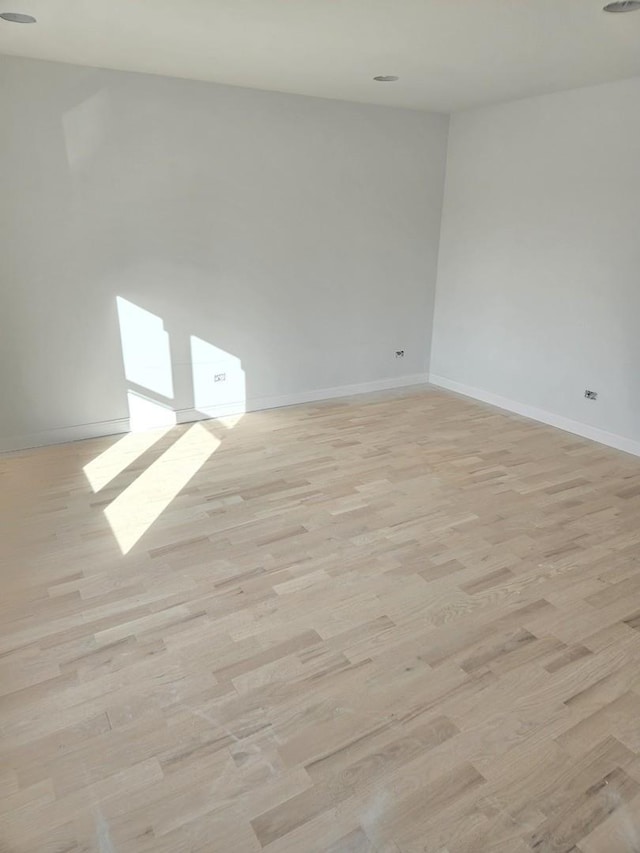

{"left": 0, "top": 417, "right": 132, "bottom": 454}
{"left": 181, "top": 373, "right": 429, "bottom": 424}
{"left": 0, "top": 373, "right": 429, "bottom": 453}
{"left": 429, "top": 374, "right": 640, "bottom": 459}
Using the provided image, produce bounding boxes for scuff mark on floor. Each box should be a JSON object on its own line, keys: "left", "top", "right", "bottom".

{"left": 93, "top": 806, "right": 117, "bottom": 853}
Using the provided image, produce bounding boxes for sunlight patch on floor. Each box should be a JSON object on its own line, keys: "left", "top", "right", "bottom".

{"left": 104, "top": 422, "right": 220, "bottom": 554}
{"left": 217, "top": 412, "right": 245, "bottom": 429}
{"left": 83, "top": 426, "right": 172, "bottom": 493}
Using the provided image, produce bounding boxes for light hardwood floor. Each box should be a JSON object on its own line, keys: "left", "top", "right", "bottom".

{"left": 2, "top": 386, "right": 640, "bottom": 853}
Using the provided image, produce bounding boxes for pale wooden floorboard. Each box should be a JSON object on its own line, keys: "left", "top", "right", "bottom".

{"left": 1, "top": 386, "right": 640, "bottom": 852}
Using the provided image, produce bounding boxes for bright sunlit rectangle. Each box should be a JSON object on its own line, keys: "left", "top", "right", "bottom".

{"left": 116, "top": 297, "right": 174, "bottom": 399}
{"left": 104, "top": 423, "right": 220, "bottom": 554}
{"left": 127, "top": 391, "right": 176, "bottom": 432}
{"left": 83, "top": 426, "right": 171, "bottom": 493}
{"left": 191, "top": 335, "right": 246, "bottom": 418}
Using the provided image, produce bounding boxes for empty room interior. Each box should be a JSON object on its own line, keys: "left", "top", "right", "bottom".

{"left": 2, "top": 1, "right": 640, "bottom": 851}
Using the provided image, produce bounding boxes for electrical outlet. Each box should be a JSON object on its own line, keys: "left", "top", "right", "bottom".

{"left": 214, "top": 373, "right": 226, "bottom": 383}
{"left": 395, "top": 350, "right": 405, "bottom": 358}
{"left": 584, "top": 389, "right": 598, "bottom": 400}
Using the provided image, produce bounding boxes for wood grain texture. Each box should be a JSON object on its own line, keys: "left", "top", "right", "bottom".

{"left": 2, "top": 386, "right": 640, "bottom": 852}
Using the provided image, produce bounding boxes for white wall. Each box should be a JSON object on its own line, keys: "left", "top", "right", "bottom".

{"left": 431, "top": 77, "right": 640, "bottom": 453}
{"left": 0, "top": 55, "right": 449, "bottom": 450}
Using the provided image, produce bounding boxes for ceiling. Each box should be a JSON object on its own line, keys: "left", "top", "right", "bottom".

{"left": 1, "top": 0, "right": 640, "bottom": 112}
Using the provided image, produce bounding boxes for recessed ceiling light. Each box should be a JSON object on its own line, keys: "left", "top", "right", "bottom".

{"left": 0, "top": 12, "right": 36, "bottom": 22}
{"left": 374, "top": 76, "right": 399, "bottom": 83}
{"left": 603, "top": 1, "right": 640, "bottom": 11}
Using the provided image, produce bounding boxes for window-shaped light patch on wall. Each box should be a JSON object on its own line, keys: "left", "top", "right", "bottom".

{"left": 126, "top": 390, "right": 175, "bottom": 432}
{"left": 116, "top": 297, "right": 174, "bottom": 399}
{"left": 116, "top": 297, "right": 176, "bottom": 431}
{"left": 191, "top": 336, "right": 246, "bottom": 419}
